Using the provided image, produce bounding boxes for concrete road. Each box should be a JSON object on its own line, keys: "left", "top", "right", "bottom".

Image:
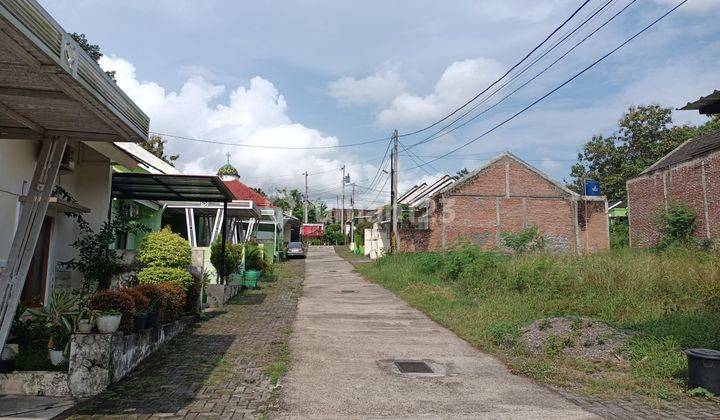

{"left": 276, "top": 246, "right": 596, "bottom": 419}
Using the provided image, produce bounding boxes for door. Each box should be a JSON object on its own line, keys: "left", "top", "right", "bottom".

{"left": 21, "top": 216, "right": 53, "bottom": 306}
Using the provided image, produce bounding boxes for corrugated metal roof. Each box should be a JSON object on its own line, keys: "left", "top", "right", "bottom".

{"left": 641, "top": 130, "right": 720, "bottom": 174}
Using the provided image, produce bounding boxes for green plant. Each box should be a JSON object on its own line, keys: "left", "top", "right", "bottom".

{"left": 501, "top": 226, "right": 545, "bottom": 254}
{"left": 137, "top": 227, "right": 191, "bottom": 268}
{"left": 210, "top": 238, "right": 243, "bottom": 283}
{"left": 657, "top": 203, "right": 697, "bottom": 248}
{"left": 88, "top": 290, "right": 135, "bottom": 334}
{"left": 687, "top": 387, "right": 714, "bottom": 399}
{"left": 137, "top": 266, "right": 194, "bottom": 290}
{"left": 245, "top": 242, "right": 267, "bottom": 272}
{"left": 184, "top": 272, "right": 204, "bottom": 314}
{"left": 26, "top": 290, "right": 79, "bottom": 353}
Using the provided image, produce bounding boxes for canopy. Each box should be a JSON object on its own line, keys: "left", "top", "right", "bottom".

{"left": 111, "top": 173, "right": 234, "bottom": 202}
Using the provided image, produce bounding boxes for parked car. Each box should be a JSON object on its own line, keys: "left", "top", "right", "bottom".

{"left": 285, "top": 241, "right": 306, "bottom": 258}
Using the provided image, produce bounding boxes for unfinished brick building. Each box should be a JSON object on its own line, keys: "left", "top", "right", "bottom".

{"left": 627, "top": 131, "right": 720, "bottom": 247}
{"left": 399, "top": 152, "right": 609, "bottom": 253}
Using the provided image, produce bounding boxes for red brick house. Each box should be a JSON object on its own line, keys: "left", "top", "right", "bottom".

{"left": 400, "top": 152, "right": 609, "bottom": 253}
{"left": 627, "top": 91, "right": 720, "bottom": 247}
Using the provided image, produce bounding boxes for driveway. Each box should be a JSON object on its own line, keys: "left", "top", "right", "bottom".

{"left": 276, "top": 246, "right": 596, "bottom": 419}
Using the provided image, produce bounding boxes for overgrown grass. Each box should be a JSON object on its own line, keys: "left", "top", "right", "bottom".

{"left": 356, "top": 244, "right": 720, "bottom": 402}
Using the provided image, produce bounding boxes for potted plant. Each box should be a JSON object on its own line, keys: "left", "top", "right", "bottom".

{"left": 88, "top": 290, "right": 135, "bottom": 334}
{"left": 95, "top": 310, "right": 122, "bottom": 334}
{"left": 49, "top": 320, "right": 72, "bottom": 365}
{"left": 134, "top": 284, "right": 165, "bottom": 329}
{"left": 77, "top": 316, "right": 93, "bottom": 334}
{"left": 123, "top": 288, "right": 150, "bottom": 333}
{"left": 26, "top": 290, "right": 78, "bottom": 365}
{"left": 243, "top": 243, "right": 265, "bottom": 288}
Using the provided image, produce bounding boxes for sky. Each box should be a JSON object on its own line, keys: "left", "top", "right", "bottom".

{"left": 40, "top": 0, "right": 720, "bottom": 207}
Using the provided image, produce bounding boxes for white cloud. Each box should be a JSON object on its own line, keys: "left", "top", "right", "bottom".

{"left": 327, "top": 68, "right": 407, "bottom": 106}
{"left": 376, "top": 58, "right": 504, "bottom": 128}
{"left": 653, "top": 0, "right": 720, "bottom": 12}
{"left": 100, "top": 55, "right": 379, "bottom": 202}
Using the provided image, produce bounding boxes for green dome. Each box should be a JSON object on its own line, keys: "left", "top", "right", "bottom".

{"left": 217, "top": 163, "right": 239, "bottom": 177}
{"left": 217, "top": 153, "right": 239, "bottom": 177}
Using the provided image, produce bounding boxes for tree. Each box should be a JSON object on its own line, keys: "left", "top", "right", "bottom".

{"left": 271, "top": 188, "right": 327, "bottom": 223}
{"left": 69, "top": 32, "right": 116, "bottom": 80}
{"left": 568, "top": 105, "right": 720, "bottom": 201}
{"left": 141, "top": 134, "right": 179, "bottom": 166}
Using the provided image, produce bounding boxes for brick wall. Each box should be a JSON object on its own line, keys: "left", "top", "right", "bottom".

{"left": 410, "top": 154, "right": 608, "bottom": 253}
{"left": 628, "top": 151, "right": 720, "bottom": 247}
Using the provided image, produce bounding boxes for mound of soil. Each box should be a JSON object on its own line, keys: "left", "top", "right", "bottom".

{"left": 522, "top": 317, "right": 628, "bottom": 362}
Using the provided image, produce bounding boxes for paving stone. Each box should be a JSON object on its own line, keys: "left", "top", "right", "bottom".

{"left": 60, "top": 261, "right": 303, "bottom": 420}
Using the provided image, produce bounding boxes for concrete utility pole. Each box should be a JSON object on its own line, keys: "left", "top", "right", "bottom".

{"left": 390, "top": 129, "right": 399, "bottom": 253}
{"left": 350, "top": 182, "right": 355, "bottom": 248}
{"left": 303, "top": 171, "right": 308, "bottom": 223}
{"left": 341, "top": 164, "right": 346, "bottom": 234}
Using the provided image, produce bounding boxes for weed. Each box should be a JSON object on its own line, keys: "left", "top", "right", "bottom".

{"left": 687, "top": 387, "right": 715, "bottom": 399}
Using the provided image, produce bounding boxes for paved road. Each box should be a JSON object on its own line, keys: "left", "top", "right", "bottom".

{"left": 276, "top": 246, "right": 596, "bottom": 419}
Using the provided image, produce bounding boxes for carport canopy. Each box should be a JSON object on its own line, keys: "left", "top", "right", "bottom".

{"left": 111, "top": 173, "right": 235, "bottom": 202}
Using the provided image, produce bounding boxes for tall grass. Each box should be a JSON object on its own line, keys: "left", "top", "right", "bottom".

{"left": 357, "top": 245, "right": 720, "bottom": 401}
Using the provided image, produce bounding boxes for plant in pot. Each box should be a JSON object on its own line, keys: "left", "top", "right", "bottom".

{"left": 210, "top": 238, "right": 242, "bottom": 285}
{"left": 26, "top": 290, "right": 78, "bottom": 366}
{"left": 135, "top": 284, "right": 165, "bottom": 328}
{"left": 243, "top": 242, "right": 266, "bottom": 288}
{"left": 88, "top": 290, "right": 135, "bottom": 334}
{"left": 123, "top": 288, "right": 150, "bottom": 332}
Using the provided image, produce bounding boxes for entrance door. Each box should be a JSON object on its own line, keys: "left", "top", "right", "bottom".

{"left": 21, "top": 216, "right": 52, "bottom": 306}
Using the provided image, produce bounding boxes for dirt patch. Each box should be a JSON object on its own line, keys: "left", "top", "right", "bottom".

{"left": 522, "top": 317, "right": 628, "bottom": 362}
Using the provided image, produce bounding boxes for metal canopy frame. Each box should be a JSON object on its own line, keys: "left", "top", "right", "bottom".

{"left": 111, "top": 173, "right": 235, "bottom": 203}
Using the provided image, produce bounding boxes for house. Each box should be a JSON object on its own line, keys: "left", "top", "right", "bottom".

{"left": 0, "top": 0, "right": 150, "bottom": 346}
{"left": 627, "top": 90, "right": 720, "bottom": 247}
{"left": 399, "top": 152, "right": 609, "bottom": 253}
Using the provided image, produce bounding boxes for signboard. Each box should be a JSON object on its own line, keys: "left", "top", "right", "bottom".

{"left": 584, "top": 179, "right": 601, "bottom": 196}
{"left": 301, "top": 223, "right": 324, "bottom": 238}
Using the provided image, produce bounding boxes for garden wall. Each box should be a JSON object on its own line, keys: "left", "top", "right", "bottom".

{"left": 0, "top": 316, "right": 194, "bottom": 398}
{"left": 205, "top": 284, "right": 242, "bottom": 307}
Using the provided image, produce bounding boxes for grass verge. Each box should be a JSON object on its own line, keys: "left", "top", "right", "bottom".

{"left": 354, "top": 244, "right": 720, "bottom": 404}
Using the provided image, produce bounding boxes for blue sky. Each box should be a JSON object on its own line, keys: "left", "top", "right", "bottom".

{"left": 41, "top": 0, "right": 720, "bottom": 206}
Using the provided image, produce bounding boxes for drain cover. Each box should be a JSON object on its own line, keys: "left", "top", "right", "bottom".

{"left": 394, "top": 361, "right": 433, "bottom": 374}
{"left": 341, "top": 289, "right": 357, "bottom": 293}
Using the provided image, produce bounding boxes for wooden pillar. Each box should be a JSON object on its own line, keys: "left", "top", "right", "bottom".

{"left": 0, "top": 136, "right": 67, "bottom": 348}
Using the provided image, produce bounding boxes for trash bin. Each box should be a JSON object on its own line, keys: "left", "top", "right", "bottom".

{"left": 685, "top": 348, "right": 720, "bottom": 395}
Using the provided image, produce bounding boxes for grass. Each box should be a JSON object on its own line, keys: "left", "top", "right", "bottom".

{"left": 354, "top": 244, "right": 720, "bottom": 403}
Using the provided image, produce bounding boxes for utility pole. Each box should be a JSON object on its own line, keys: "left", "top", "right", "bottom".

{"left": 303, "top": 171, "right": 308, "bottom": 223}
{"left": 350, "top": 182, "right": 355, "bottom": 249}
{"left": 341, "top": 164, "right": 346, "bottom": 235}
{"left": 390, "top": 129, "right": 399, "bottom": 253}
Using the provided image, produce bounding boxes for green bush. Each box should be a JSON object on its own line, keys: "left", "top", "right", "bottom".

{"left": 138, "top": 227, "right": 191, "bottom": 268}
{"left": 245, "top": 242, "right": 267, "bottom": 271}
{"left": 210, "top": 238, "right": 243, "bottom": 283}
{"left": 138, "top": 266, "right": 194, "bottom": 291}
{"left": 658, "top": 203, "right": 697, "bottom": 248}
{"left": 500, "top": 226, "right": 544, "bottom": 254}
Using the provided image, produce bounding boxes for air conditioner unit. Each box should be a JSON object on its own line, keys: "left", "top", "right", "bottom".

{"left": 121, "top": 202, "right": 139, "bottom": 218}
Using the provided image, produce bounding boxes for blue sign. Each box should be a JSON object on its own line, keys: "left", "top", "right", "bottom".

{"left": 584, "top": 179, "right": 601, "bottom": 196}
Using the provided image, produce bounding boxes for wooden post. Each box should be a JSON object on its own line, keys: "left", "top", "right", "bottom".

{"left": 0, "top": 136, "right": 67, "bottom": 349}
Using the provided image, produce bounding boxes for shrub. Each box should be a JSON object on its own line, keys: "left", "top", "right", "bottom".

{"left": 210, "top": 238, "right": 243, "bottom": 283}
{"left": 156, "top": 282, "right": 186, "bottom": 322}
{"left": 137, "top": 227, "right": 191, "bottom": 268}
{"left": 439, "top": 242, "right": 486, "bottom": 280}
{"left": 134, "top": 284, "right": 166, "bottom": 313}
{"left": 658, "top": 203, "right": 697, "bottom": 248}
{"left": 122, "top": 288, "right": 150, "bottom": 313}
{"left": 138, "top": 266, "right": 194, "bottom": 290}
{"left": 501, "top": 226, "right": 544, "bottom": 254}
{"left": 184, "top": 272, "right": 204, "bottom": 314}
{"left": 245, "top": 242, "right": 267, "bottom": 272}
{"left": 88, "top": 290, "right": 135, "bottom": 334}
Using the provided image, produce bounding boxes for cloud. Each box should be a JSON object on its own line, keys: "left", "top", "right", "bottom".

{"left": 653, "top": 0, "right": 720, "bottom": 12}
{"left": 100, "top": 55, "right": 380, "bottom": 202}
{"left": 327, "top": 68, "right": 407, "bottom": 106}
{"left": 376, "top": 58, "right": 504, "bottom": 128}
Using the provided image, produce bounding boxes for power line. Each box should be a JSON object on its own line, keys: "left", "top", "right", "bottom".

{"left": 410, "top": 0, "right": 637, "bottom": 149}
{"left": 398, "top": 0, "right": 593, "bottom": 138}
{"left": 151, "top": 131, "right": 389, "bottom": 150}
{"left": 405, "top": 0, "right": 688, "bottom": 171}
{"left": 407, "top": 0, "right": 624, "bottom": 149}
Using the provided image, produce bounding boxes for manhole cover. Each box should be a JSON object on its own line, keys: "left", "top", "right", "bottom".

{"left": 341, "top": 290, "right": 357, "bottom": 293}
{"left": 394, "top": 361, "right": 433, "bottom": 374}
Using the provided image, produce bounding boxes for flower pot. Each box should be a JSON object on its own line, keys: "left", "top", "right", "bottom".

{"left": 0, "top": 344, "right": 16, "bottom": 373}
{"left": 96, "top": 314, "right": 122, "bottom": 333}
{"left": 685, "top": 348, "right": 720, "bottom": 395}
{"left": 133, "top": 314, "right": 147, "bottom": 332}
{"left": 77, "top": 319, "right": 93, "bottom": 334}
{"left": 146, "top": 310, "right": 160, "bottom": 329}
{"left": 244, "top": 269, "right": 261, "bottom": 281}
{"left": 49, "top": 349, "right": 66, "bottom": 366}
